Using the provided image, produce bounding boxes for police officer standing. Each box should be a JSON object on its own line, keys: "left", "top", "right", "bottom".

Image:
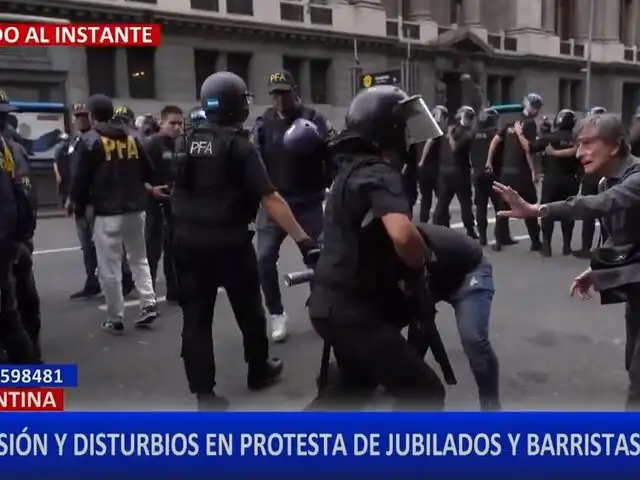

{"left": 143, "top": 105, "right": 183, "bottom": 303}
{"left": 0, "top": 92, "right": 37, "bottom": 363}
{"left": 252, "top": 71, "right": 331, "bottom": 342}
{"left": 308, "top": 85, "right": 446, "bottom": 409}
{"left": 171, "top": 72, "right": 319, "bottom": 410}
{"left": 432, "top": 106, "right": 477, "bottom": 238}
{"left": 488, "top": 93, "right": 543, "bottom": 252}
{"left": 573, "top": 106, "right": 607, "bottom": 258}
{"left": 470, "top": 108, "right": 502, "bottom": 246}
{"left": 417, "top": 105, "right": 447, "bottom": 223}
{"left": 530, "top": 109, "right": 580, "bottom": 257}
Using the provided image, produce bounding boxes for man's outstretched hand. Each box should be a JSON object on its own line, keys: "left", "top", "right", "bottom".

{"left": 492, "top": 182, "right": 541, "bottom": 219}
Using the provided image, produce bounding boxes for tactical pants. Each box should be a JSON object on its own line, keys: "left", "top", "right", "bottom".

{"left": 0, "top": 251, "right": 35, "bottom": 363}
{"left": 495, "top": 171, "right": 540, "bottom": 245}
{"left": 76, "top": 207, "right": 133, "bottom": 291}
{"left": 418, "top": 167, "right": 438, "bottom": 223}
{"left": 145, "top": 200, "right": 178, "bottom": 299}
{"left": 305, "top": 287, "right": 445, "bottom": 410}
{"left": 433, "top": 173, "right": 475, "bottom": 233}
{"left": 175, "top": 237, "right": 270, "bottom": 394}
{"left": 540, "top": 175, "right": 580, "bottom": 249}
{"left": 13, "top": 241, "right": 42, "bottom": 362}
{"left": 473, "top": 172, "right": 501, "bottom": 238}
{"left": 257, "top": 196, "right": 323, "bottom": 316}
{"left": 578, "top": 179, "right": 603, "bottom": 251}
{"left": 624, "top": 284, "right": 640, "bottom": 410}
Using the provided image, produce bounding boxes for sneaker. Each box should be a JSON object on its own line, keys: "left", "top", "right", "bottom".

{"left": 101, "top": 320, "right": 124, "bottom": 335}
{"left": 270, "top": 313, "right": 289, "bottom": 343}
{"left": 135, "top": 304, "right": 159, "bottom": 328}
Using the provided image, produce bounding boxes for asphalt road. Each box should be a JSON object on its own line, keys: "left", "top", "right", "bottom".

{"left": 32, "top": 207, "right": 628, "bottom": 411}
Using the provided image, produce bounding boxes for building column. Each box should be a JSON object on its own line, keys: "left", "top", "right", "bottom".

{"left": 541, "top": 0, "right": 555, "bottom": 32}
{"left": 408, "top": 0, "right": 430, "bottom": 20}
{"left": 631, "top": 0, "right": 639, "bottom": 46}
{"left": 596, "top": 0, "right": 621, "bottom": 42}
{"left": 115, "top": 48, "right": 129, "bottom": 98}
{"left": 508, "top": 0, "right": 544, "bottom": 32}
{"left": 299, "top": 60, "right": 311, "bottom": 103}
{"left": 461, "top": 0, "right": 481, "bottom": 26}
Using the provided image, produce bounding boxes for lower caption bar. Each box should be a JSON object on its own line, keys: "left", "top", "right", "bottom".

{"left": 0, "top": 388, "right": 64, "bottom": 411}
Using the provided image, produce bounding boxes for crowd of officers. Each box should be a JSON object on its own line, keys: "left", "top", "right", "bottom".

{"left": 3, "top": 69, "right": 640, "bottom": 410}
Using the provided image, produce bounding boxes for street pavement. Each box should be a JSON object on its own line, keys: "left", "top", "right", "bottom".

{"left": 32, "top": 209, "right": 628, "bottom": 411}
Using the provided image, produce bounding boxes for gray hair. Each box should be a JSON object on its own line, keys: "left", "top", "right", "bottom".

{"left": 573, "top": 113, "right": 630, "bottom": 156}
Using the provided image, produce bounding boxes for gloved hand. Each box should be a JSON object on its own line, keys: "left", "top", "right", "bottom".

{"left": 296, "top": 237, "right": 321, "bottom": 267}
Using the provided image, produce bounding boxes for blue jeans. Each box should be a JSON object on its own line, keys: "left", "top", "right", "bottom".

{"left": 450, "top": 256, "right": 500, "bottom": 410}
{"left": 256, "top": 196, "right": 324, "bottom": 315}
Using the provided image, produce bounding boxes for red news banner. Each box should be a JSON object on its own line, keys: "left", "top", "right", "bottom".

{"left": 0, "top": 389, "right": 64, "bottom": 412}
{"left": 0, "top": 23, "right": 161, "bottom": 47}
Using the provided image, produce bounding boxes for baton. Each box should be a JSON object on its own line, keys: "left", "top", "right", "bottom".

{"left": 283, "top": 269, "right": 314, "bottom": 287}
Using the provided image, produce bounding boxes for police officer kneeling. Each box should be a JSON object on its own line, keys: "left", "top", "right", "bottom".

{"left": 307, "top": 85, "right": 446, "bottom": 409}
{"left": 171, "top": 72, "right": 318, "bottom": 410}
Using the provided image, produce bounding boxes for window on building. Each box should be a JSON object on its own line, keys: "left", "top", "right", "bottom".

{"left": 449, "top": 0, "right": 461, "bottom": 25}
{"left": 126, "top": 47, "right": 156, "bottom": 99}
{"left": 555, "top": 0, "right": 575, "bottom": 40}
{"left": 227, "top": 52, "right": 252, "bottom": 88}
{"left": 620, "top": 0, "right": 633, "bottom": 45}
{"left": 227, "top": 0, "right": 253, "bottom": 15}
{"left": 559, "top": 78, "right": 582, "bottom": 110}
{"left": 310, "top": 59, "right": 330, "bottom": 104}
{"left": 283, "top": 56, "right": 304, "bottom": 96}
{"left": 194, "top": 49, "right": 218, "bottom": 99}
{"left": 500, "top": 76, "right": 514, "bottom": 103}
{"left": 86, "top": 48, "right": 117, "bottom": 97}
{"left": 190, "top": 0, "right": 219, "bottom": 11}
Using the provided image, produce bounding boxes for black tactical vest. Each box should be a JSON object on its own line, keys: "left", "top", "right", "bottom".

{"left": 171, "top": 124, "right": 256, "bottom": 246}
{"left": 313, "top": 155, "right": 404, "bottom": 295}
{"left": 544, "top": 130, "right": 580, "bottom": 177}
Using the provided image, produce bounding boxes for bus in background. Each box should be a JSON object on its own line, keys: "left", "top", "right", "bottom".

{"left": 1, "top": 13, "right": 71, "bottom": 208}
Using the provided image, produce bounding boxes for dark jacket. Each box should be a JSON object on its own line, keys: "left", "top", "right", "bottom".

{"left": 70, "top": 121, "right": 152, "bottom": 217}
{"left": 143, "top": 132, "right": 174, "bottom": 186}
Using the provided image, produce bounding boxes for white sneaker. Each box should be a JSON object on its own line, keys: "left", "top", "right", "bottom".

{"left": 271, "top": 313, "right": 289, "bottom": 343}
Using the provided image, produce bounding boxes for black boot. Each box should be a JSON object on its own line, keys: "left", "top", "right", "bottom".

{"left": 562, "top": 240, "right": 572, "bottom": 256}
{"left": 247, "top": 358, "right": 284, "bottom": 391}
{"left": 197, "top": 392, "right": 229, "bottom": 411}
{"left": 478, "top": 229, "right": 488, "bottom": 246}
{"left": 530, "top": 237, "right": 542, "bottom": 252}
{"left": 573, "top": 248, "right": 592, "bottom": 259}
{"left": 540, "top": 240, "right": 552, "bottom": 257}
{"left": 466, "top": 229, "right": 479, "bottom": 240}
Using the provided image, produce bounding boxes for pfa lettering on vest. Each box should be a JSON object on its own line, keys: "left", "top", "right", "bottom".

{"left": 189, "top": 140, "right": 213, "bottom": 155}
{"left": 100, "top": 136, "right": 139, "bottom": 162}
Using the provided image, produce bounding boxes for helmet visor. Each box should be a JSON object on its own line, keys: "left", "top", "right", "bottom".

{"left": 398, "top": 96, "right": 443, "bottom": 144}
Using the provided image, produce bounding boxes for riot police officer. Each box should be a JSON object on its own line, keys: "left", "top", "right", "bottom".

{"left": 171, "top": 71, "right": 318, "bottom": 410}
{"left": 529, "top": 109, "right": 580, "bottom": 257}
{"left": 471, "top": 108, "right": 502, "bottom": 246}
{"left": 573, "top": 106, "right": 608, "bottom": 258}
{"left": 489, "top": 93, "right": 543, "bottom": 252}
{"left": 307, "top": 85, "right": 446, "bottom": 409}
{"left": 432, "top": 105, "right": 477, "bottom": 238}
{"left": 417, "top": 105, "right": 447, "bottom": 222}
{"left": 252, "top": 70, "right": 331, "bottom": 342}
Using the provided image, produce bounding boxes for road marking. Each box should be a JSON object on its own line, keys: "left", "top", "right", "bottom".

{"left": 34, "top": 246, "right": 80, "bottom": 255}
{"left": 98, "top": 289, "right": 226, "bottom": 311}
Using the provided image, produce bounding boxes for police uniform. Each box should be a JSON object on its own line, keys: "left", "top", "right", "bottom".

{"left": 307, "top": 85, "right": 446, "bottom": 409}
{"left": 529, "top": 109, "right": 580, "bottom": 256}
{"left": 0, "top": 92, "right": 37, "bottom": 363}
{"left": 252, "top": 71, "right": 329, "bottom": 341}
{"left": 471, "top": 109, "right": 502, "bottom": 245}
{"left": 432, "top": 106, "right": 477, "bottom": 237}
{"left": 172, "top": 71, "right": 309, "bottom": 410}
{"left": 70, "top": 94, "right": 158, "bottom": 333}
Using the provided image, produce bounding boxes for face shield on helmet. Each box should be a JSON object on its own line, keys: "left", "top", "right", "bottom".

{"left": 523, "top": 94, "right": 543, "bottom": 118}
{"left": 431, "top": 105, "right": 448, "bottom": 129}
{"left": 456, "top": 106, "right": 476, "bottom": 128}
{"left": 396, "top": 96, "right": 443, "bottom": 145}
{"left": 589, "top": 106, "right": 606, "bottom": 115}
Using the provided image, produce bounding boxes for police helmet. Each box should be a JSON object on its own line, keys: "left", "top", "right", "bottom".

{"left": 589, "top": 106, "right": 607, "bottom": 115}
{"left": 478, "top": 108, "right": 499, "bottom": 129}
{"left": 283, "top": 118, "right": 326, "bottom": 156}
{"left": 455, "top": 105, "right": 476, "bottom": 128}
{"left": 432, "top": 105, "right": 449, "bottom": 127}
{"left": 199, "top": 71, "right": 251, "bottom": 125}
{"left": 553, "top": 109, "right": 577, "bottom": 131}
{"left": 523, "top": 93, "right": 543, "bottom": 117}
{"left": 344, "top": 85, "right": 442, "bottom": 151}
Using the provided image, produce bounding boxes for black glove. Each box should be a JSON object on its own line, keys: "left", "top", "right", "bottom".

{"left": 296, "top": 237, "right": 321, "bottom": 267}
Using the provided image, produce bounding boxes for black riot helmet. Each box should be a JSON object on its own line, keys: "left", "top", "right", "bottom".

{"left": 523, "top": 93, "right": 543, "bottom": 118}
{"left": 344, "top": 85, "right": 442, "bottom": 151}
{"left": 589, "top": 106, "right": 607, "bottom": 115}
{"left": 455, "top": 105, "right": 476, "bottom": 128}
{"left": 553, "top": 109, "right": 577, "bottom": 131}
{"left": 199, "top": 71, "right": 251, "bottom": 126}
{"left": 478, "top": 108, "right": 499, "bottom": 129}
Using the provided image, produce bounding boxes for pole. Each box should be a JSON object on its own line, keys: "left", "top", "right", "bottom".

{"left": 584, "top": 0, "right": 595, "bottom": 111}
